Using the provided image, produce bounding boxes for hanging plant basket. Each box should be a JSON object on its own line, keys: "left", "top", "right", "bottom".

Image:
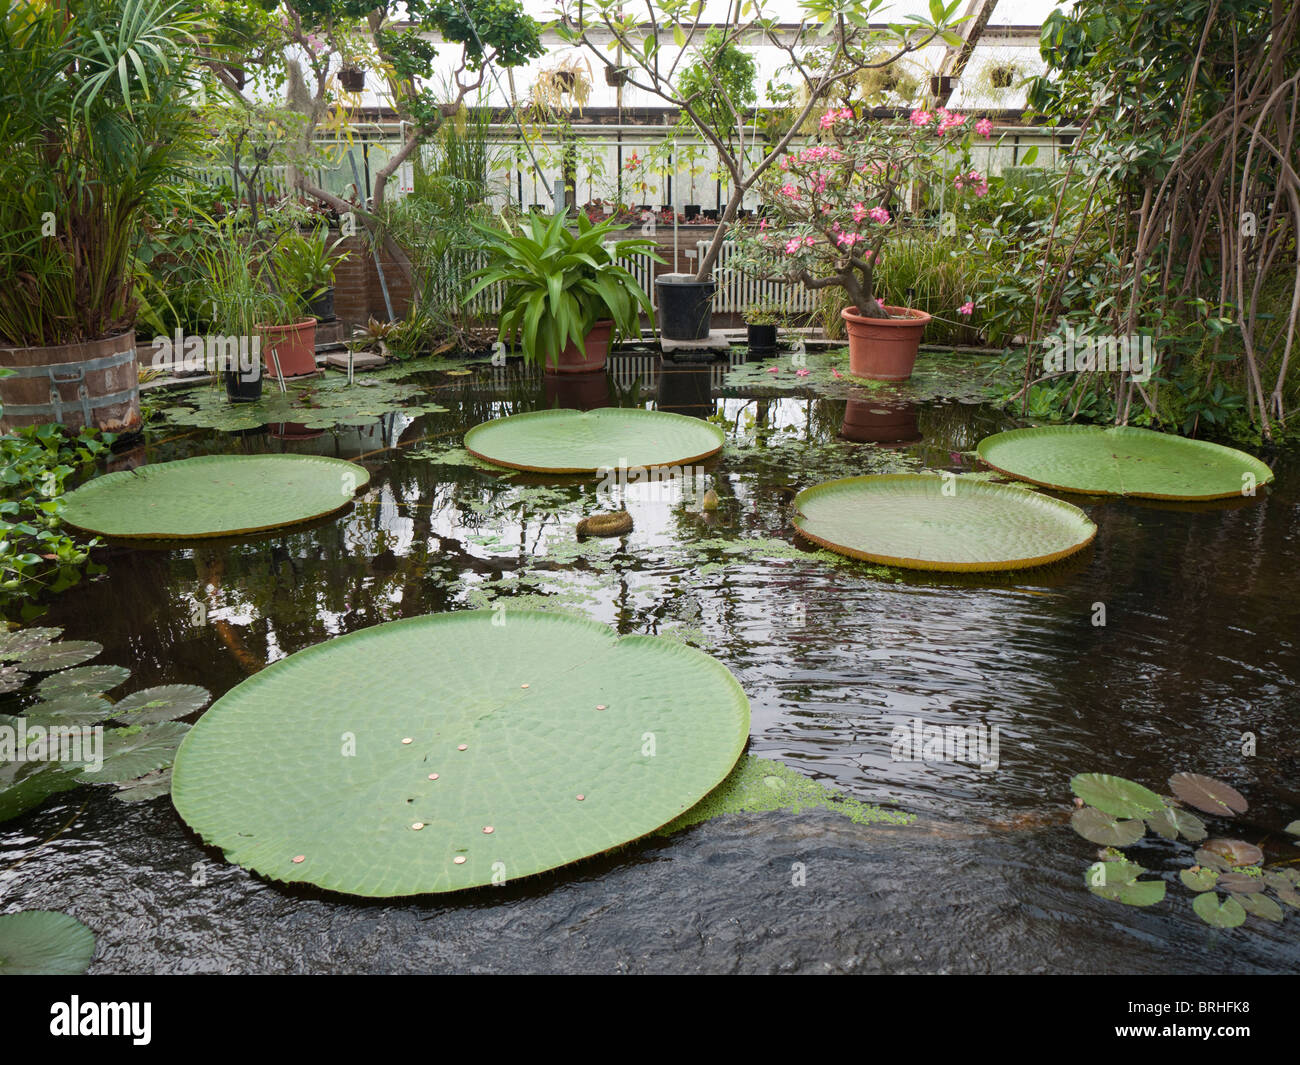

{"left": 339, "top": 66, "right": 365, "bottom": 92}
{"left": 605, "top": 66, "right": 629, "bottom": 87}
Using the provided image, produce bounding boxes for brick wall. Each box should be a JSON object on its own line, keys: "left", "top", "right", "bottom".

{"left": 333, "top": 230, "right": 414, "bottom": 330}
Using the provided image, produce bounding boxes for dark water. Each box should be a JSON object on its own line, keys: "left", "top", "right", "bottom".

{"left": 3, "top": 352, "right": 1298, "bottom": 973}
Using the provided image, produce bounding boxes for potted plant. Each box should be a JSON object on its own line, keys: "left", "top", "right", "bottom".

{"left": 737, "top": 104, "right": 993, "bottom": 380}
{"left": 466, "top": 211, "right": 660, "bottom": 374}
{"left": 339, "top": 65, "right": 365, "bottom": 92}
{"left": 0, "top": 0, "right": 198, "bottom": 434}
{"left": 273, "top": 226, "right": 349, "bottom": 323}
{"left": 742, "top": 304, "right": 781, "bottom": 356}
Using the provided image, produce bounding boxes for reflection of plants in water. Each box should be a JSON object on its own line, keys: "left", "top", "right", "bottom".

{"left": 1069, "top": 771, "right": 1300, "bottom": 927}
{"left": 1, "top": 627, "right": 210, "bottom": 824}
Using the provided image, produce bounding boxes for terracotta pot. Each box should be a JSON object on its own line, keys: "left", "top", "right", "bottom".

{"left": 543, "top": 370, "right": 609, "bottom": 410}
{"left": 258, "top": 318, "right": 318, "bottom": 379}
{"left": 544, "top": 319, "right": 612, "bottom": 375}
{"left": 0, "top": 330, "right": 140, "bottom": 433}
{"left": 840, "top": 399, "right": 922, "bottom": 445}
{"left": 841, "top": 305, "right": 930, "bottom": 381}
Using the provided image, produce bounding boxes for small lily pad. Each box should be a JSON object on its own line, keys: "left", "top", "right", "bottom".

{"left": 1146, "top": 805, "right": 1207, "bottom": 842}
{"left": 1179, "top": 867, "right": 1219, "bottom": 892}
{"left": 1168, "top": 772, "right": 1248, "bottom": 816}
{"left": 85, "top": 722, "right": 190, "bottom": 783}
{"left": 0, "top": 666, "right": 29, "bottom": 695}
{"left": 1071, "top": 773, "right": 1165, "bottom": 819}
{"left": 0, "top": 627, "right": 63, "bottom": 661}
{"left": 1072, "top": 806, "right": 1146, "bottom": 846}
{"left": 24, "top": 694, "right": 113, "bottom": 728}
{"left": 1283, "top": 820, "right": 1300, "bottom": 837}
{"left": 37, "top": 665, "right": 131, "bottom": 699}
{"left": 1217, "top": 871, "right": 1260, "bottom": 894}
{"left": 1237, "top": 893, "right": 1283, "bottom": 922}
{"left": 113, "top": 768, "right": 173, "bottom": 803}
{"left": 10, "top": 640, "right": 102, "bottom": 672}
{"left": 108, "top": 685, "right": 211, "bottom": 725}
{"left": 1202, "top": 838, "right": 1264, "bottom": 867}
{"left": 1085, "top": 860, "right": 1166, "bottom": 906}
{"left": 1194, "top": 847, "right": 1233, "bottom": 872}
{"left": 1192, "top": 892, "right": 1247, "bottom": 928}
{"left": 0, "top": 910, "right": 95, "bottom": 975}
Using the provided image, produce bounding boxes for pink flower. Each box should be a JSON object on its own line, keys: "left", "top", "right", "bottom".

{"left": 766, "top": 366, "right": 780, "bottom": 375}
{"left": 975, "top": 118, "right": 993, "bottom": 137}
{"left": 784, "top": 237, "right": 804, "bottom": 254}
{"left": 937, "top": 111, "right": 967, "bottom": 135}
{"left": 910, "top": 109, "right": 932, "bottom": 127}
{"left": 759, "top": 217, "right": 768, "bottom": 230}
{"left": 831, "top": 368, "right": 843, "bottom": 379}
{"left": 852, "top": 201, "right": 868, "bottom": 223}
{"left": 819, "top": 109, "right": 840, "bottom": 129}
{"left": 795, "top": 368, "right": 811, "bottom": 377}
{"left": 803, "top": 235, "right": 816, "bottom": 247}
{"left": 957, "top": 301, "right": 974, "bottom": 316}
{"left": 836, "top": 231, "right": 861, "bottom": 248}
{"left": 868, "top": 206, "right": 891, "bottom": 224}
{"left": 780, "top": 183, "right": 799, "bottom": 199}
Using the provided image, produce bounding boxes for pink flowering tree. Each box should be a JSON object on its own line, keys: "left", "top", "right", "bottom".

{"left": 738, "top": 106, "right": 993, "bottom": 319}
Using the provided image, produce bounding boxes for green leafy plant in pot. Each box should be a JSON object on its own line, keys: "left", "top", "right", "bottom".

{"left": 0, "top": 0, "right": 200, "bottom": 433}
{"left": 467, "top": 212, "right": 660, "bottom": 374}
{"left": 274, "top": 225, "right": 349, "bottom": 324}
{"left": 742, "top": 304, "right": 782, "bottom": 357}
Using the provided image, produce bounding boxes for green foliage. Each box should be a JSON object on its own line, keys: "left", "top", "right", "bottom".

{"left": 467, "top": 212, "right": 661, "bottom": 369}
{"left": 675, "top": 27, "right": 758, "bottom": 146}
{"left": 0, "top": 911, "right": 96, "bottom": 975}
{"left": 0, "top": 417, "right": 112, "bottom": 619}
{"left": 271, "top": 226, "right": 350, "bottom": 314}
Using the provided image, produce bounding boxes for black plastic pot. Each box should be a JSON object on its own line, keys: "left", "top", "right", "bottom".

{"left": 655, "top": 274, "right": 717, "bottom": 341}
{"left": 305, "top": 287, "right": 335, "bottom": 321}
{"left": 340, "top": 67, "right": 365, "bottom": 92}
{"left": 224, "top": 366, "right": 262, "bottom": 404}
{"left": 605, "top": 66, "right": 628, "bottom": 86}
{"left": 684, "top": 204, "right": 701, "bottom": 221}
{"left": 747, "top": 323, "right": 778, "bottom": 356}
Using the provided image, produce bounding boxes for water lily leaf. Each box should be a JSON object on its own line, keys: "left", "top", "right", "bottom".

{"left": 1192, "top": 892, "right": 1247, "bottom": 928}
{"left": 0, "top": 911, "right": 95, "bottom": 975}
{"left": 1146, "top": 804, "right": 1207, "bottom": 842}
{"left": 1072, "top": 773, "right": 1166, "bottom": 819}
{"left": 0, "top": 665, "right": 29, "bottom": 695}
{"left": 1283, "top": 820, "right": 1300, "bottom": 836}
{"left": 84, "top": 722, "right": 190, "bottom": 783}
{"left": 793, "top": 474, "right": 1096, "bottom": 572}
{"left": 1216, "top": 871, "right": 1261, "bottom": 894}
{"left": 0, "top": 760, "right": 81, "bottom": 824}
{"left": 24, "top": 694, "right": 113, "bottom": 728}
{"left": 1202, "top": 838, "right": 1264, "bottom": 867}
{"left": 37, "top": 665, "right": 130, "bottom": 699}
{"left": 976, "top": 425, "right": 1274, "bottom": 500}
{"left": 108, "top": 685, "right": 211, "bottom": 725}
{"left": 1180, "top": 867, "right": 1219, "bottom": 892}
{"left": 1237, "top": 893, "right": 1283, "bottom": 922}
{"left": 1168, "top": 772, "right": 1248, "bottom": 816}
{"left": 9, "top": 640, "right": 101, "bottom": 672}
{"left": 61, "top": 455, "right": 370, "bottom": 539}
{"left": 113, "top": 768, "right": 172, "bottom": 803}
{"left": 1071, "top": 806, "right": 1146, "bottom": 847}
{"left": 173, "top": 610, "right": 750, "bottom": 896}
{"left": 1273, "top": 884, "right": 1300, "bottom": 909}
{"left": 1085, "top": 860, "right": 1165, "bottom": 906}
{"left": 0, "top": 627, "right": 62, "bottom": 661}
{"left": 1194, "top": 847, "right": 1233, "bottom": 872}
{"left": 464, "top": 408, "right": 725, "bottom": 474}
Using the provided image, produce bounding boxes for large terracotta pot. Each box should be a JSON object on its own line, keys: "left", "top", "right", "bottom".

{"left": 258, "top": 318, "right": 318, "bottom": 379}
{"left": 841, "top": 305, "right": 930, "bottom": 381}
{"left": 0, "top": 330, "right": 140, "bottom": 433}
{"left": 544, "top": 319, "right": 612, "bottom": 375}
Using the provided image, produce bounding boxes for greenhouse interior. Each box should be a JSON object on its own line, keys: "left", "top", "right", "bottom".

{"left": 1, "top": 0, "right": 1298, "bottom": 993}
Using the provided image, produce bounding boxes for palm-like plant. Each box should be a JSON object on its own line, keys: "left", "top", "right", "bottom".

{"left": 467, "top": 212, "right": 660, "bottom": 369}
{"left": 0, "top": 0, "right": 200, "bottom": 347}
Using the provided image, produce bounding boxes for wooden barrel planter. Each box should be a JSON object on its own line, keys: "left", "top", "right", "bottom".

{"left": 0, "top": 331, "right": 140, "bottom": 434}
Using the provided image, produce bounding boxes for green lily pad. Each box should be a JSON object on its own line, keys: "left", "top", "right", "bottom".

{"left": 976, "top": 426, "right": 1274, "bottom": 500}
{"left": 1283, "top": 820, "right": 1299, "bottom": 836}
{"left": 792, "top": 474, "right": 1096, "bottom": 572}
{"left": 1237, "top": 893, "right": 1284, "bottom": 922}
{"left": 1085, "top": 860, "right": 1166, "bottom": 906}
{"left": 37, "top": 665, "right": 130, "bottom": 699}
{"left": 1071, "top": 806, "right": 1146, "bottom": 847}
{"left": 0, "top": 911, "right": 95, "bottom": 975}
{"left": 173, "top": 610, "right": 751, "bottom": 896}
{"left": 1146, "top": 804, "right": 1207, "bottom": 842}
{"left": 113, "top": 768, "right": 173, "bottom": 803}
{"left": 9, "top": 640, "right": 102, "bottom": 673}
{"left": 1180, "top": 867, "right": 1219, "bottom": 892}
{"left": 24, "top": 694, "right": 113, "bottom": 728}
{"left": 108, "top": 685, "right": 211, "bottom": 725}
{"left": 0, "top": 666, "right": 28, "bottom": 695}
{"left": 1071, "top": 773, "right": 1166, "bottom": 819}
{"left": 464, "top": 408, "right": 725, "bottom": 474}
{"left": 0, "top": 627, "right": 63, "bottom": 661}
{"left": 1168, "top": 772, "right": 1248, "bottom": 816}
{"left": 86, "top": 722, "right": 190, "bottom": 783}
{"left": 1192, "top": 892, "right": 1247, "bottom": 928}
{"left": 0, "top": 760, "right": 81, "bottom": 824}
{"left": 60, "top": 455, "right": 370, "bottom": 539}
{"left": 1194, "top": 847, "right": 1233, "bottom": 872}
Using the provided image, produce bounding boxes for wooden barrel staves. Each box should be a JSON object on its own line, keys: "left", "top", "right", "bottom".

{"left": 0, "top": 332, "right": 141, "bottom": 434}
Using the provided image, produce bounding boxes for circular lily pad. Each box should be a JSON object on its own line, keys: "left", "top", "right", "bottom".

{"left": 792, "top": 474, "right": 1096, "bottom": 571}
{"left": 1168, "top": 772, "right": 1248, "bottom": 816}
{"left": 976, "top": 426, "right": 1274, "bottom": 500}
{"left": 172, "top": 610, "right": 750, "bottom": 896}
{"left": 60, "top": 455, "right": 370, "bottom": 539}
{"left": 0, "top": 911, "right": 95, "bottom": 975}
{"left": 463, "top": 408, "right": 725, "bottom": 474}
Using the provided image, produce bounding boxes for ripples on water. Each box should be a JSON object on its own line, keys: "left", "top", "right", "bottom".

{"left": 2, "top": 353, "right": 1297, "bottom": 973}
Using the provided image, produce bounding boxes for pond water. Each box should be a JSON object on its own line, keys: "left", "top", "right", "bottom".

{"left": 3, "top": 349, "right": 1298, "bottom": 974}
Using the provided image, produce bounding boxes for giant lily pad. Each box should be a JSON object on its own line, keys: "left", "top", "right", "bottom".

{"left": 792, "top": 474, "right": 1096, "bottom": 571}
{"left": 463, "top": 408, "right": 725, "bottom": 474}
{"left": 976, "top": 426, "right": 1274, "bottom": 500}
{"left": 173, "top": 610, "right": 750, "bottom": 896}
{"left": 0, "top": 911, "right": 95, "bottom": 975}
{"left": 61, "top": 455, "right": 370, "bottom": 539}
